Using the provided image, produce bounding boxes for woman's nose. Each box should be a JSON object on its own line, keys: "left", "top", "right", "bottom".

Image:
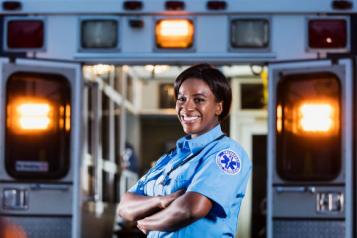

{"left": 182, "top": 99, "right": 195, "bottom": 111}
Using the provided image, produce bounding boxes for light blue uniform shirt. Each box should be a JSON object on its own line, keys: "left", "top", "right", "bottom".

{"left": 129, "top": 124, "right": 252, "bottom": 238}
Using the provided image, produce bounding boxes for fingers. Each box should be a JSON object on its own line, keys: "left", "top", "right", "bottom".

{"left": 137, "top": 220, "right": 148, "bottom": 234}
{"left": 175, "top": 189, "right": 185, "bottom": 196}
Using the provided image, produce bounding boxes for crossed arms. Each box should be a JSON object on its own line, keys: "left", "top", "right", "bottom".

{"left": 117, "top": 190, "right": 212, "bottom": 234}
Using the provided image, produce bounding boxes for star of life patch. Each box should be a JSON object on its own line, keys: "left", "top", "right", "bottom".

{"left": 215, "top": 149, "right": 241, "bottom": 175}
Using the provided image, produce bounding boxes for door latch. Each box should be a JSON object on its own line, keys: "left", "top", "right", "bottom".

{"left": 2, "top": 188, "right": 29, "bottom": 210}
{"left": 316, "top": 192, "right": 344, "bottom": 213}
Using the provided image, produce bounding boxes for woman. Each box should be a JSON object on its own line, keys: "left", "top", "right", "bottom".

{"left": 118, "top": 64, "right": 252, "bottom": 237}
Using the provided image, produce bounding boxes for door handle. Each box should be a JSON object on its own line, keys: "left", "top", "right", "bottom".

{"left": 276, "top": 186, "right": 316, "bottom": 193}
{"left": 30, "top": 184, "right": 69, "bottom": 191}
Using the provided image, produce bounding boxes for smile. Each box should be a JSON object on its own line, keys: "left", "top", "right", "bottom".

{"left": 181, "top": 115, "right": 200, "bottom": 123}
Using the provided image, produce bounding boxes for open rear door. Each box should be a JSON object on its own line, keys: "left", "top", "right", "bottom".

{"left": 0, "top": 58, "right": 82, "bottom": 238}
{"left": 267, "top": 59, "right": 352, "bottom": 238}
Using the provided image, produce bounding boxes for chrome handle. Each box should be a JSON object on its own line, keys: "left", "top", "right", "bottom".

{"left": 276, "top": 186, "right": 316, "bottom": 193}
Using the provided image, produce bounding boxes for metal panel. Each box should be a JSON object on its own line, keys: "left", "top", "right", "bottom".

{"left": 0, "top": 183, "right": 72, "bottom": 215}
{"left": 5, "top": 216, "right": 71, "bottom": 238}
{"left": 273, "top": 186, "right": 344, "bottom": 218}
{"left": 273, "top": 220, "right": 345, "bottom": 238}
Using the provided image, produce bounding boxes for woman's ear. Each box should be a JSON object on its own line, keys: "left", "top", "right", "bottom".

{"left": 216, "top": 101, "right": 223, "bottom": 116}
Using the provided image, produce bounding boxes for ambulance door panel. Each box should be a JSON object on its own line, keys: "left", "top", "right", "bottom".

{"left": 269, "top": 60, "right": 349, "bottom": 185}
{"left": 0, "top": 58, "right": 82, "bottom": 238}
{"left": 267, "top": 59, "right": 352, "bottom": 238}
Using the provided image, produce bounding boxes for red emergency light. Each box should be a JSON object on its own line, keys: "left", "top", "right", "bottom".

{"left": 165, "top": 1, "right": 185, "bottom": 10}
{"left": 2, "top": 1, "right": 22, "bottom": 11}
{"left": 207, "top": 1, "right": 227, "bottom": 10}
{"left": 123, "top": 1, "right": 143, "bottom": 10}
{"left": 7, "top": 19, "right": 44, "bottom": 49}
{"left": 308, "top": 19, "right": 347, "bottom": 49}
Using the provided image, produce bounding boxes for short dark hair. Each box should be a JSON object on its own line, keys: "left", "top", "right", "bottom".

{"left": 174, "top": 63, "right": 232, "bottom": 122}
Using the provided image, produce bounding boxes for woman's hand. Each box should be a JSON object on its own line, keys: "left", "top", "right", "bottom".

{"left": 136, "top": 192, "right": 212, "bottom": 233}
{"left": 137, "top": 222, "right": 148, "bottom": 234}
{"left": 118, "top": 190, "right": 185, "bottom": 222}
{"left": 159, "top": 190, "right": 185, "bottom": 209}
{"left": 137, "top": 190, "right": 185, "bottom": 234}
{"left": 118, "top": 192, "right": 164, "bottom": 222}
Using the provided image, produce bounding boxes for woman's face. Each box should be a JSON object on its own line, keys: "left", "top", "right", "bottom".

{"left": 176, "top": 78, "right": 223, "bottom": 138}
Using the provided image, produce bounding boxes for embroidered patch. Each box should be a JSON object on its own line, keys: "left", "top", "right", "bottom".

{"left": 216, "top": 149, "right": 241, "bottom": 175}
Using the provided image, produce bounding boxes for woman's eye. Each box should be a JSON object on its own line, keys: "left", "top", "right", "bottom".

{"left": 177, "top": 97, "right": 185, "bottom": 102}
{"left": 194, "top": 98, "right": 205, "bottom": 103}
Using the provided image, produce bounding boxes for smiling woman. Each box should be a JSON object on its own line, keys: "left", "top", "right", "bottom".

{"left": 174, "top": 64, "right": 232, "bottom": 138}
{"left": 176, "top": 78, "right": 222, "bottom": 138}
{"left": 118, "top": 64, "right": 252, "bottom": 238}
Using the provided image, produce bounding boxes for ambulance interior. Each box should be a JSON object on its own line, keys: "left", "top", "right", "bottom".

{"left": 81, "top": 64, "right": 268, "bottom": 238}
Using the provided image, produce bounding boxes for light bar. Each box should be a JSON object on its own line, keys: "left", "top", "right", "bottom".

{"left": 155, "top": 19, "right": 194, "bottom": 49}
{"left": 81, "top": 20, "right": 118, "bottom": 49}
{"left": 231, "top": 19, "right": 269, "bottom": 48}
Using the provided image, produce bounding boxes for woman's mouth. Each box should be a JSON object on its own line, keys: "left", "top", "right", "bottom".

{"left": 181, "top": 115, "right": 200, "bottom": 124}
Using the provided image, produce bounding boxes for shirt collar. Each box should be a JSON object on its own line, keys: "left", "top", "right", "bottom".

{"left": 176, "top": 124, "right": 223, "bottom": 154}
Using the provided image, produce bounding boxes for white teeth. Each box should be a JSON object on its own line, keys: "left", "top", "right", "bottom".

{"left": 182, "top": 115, "right": 199, "bottom": 122}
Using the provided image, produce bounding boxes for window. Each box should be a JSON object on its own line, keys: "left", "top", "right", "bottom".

{"left": 241, "top": 83, "right": 265, "bottom": 109}
{"left": 5, "top": 72, "right": 71, "bottom": 179}
{"left": 159, "top": 83, "right": 176, "bottom": 109}
{"left": 276, "top": 73, "right": 341, "bottom": 181}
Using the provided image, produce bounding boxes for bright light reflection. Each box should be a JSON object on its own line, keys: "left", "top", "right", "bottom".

{"left": 65, "top": 104, "right": 71, "bottom": 131}
{"left": 17, "top": 103, "right": 51, "bottom": 130}
{"left": 92, "top": 64, "right": 114, "bottom": 76}
{"left": 276, "top": 104, "right": 282, "bottom": 133}
{"left": 144, "top": 65, "right": 169, "bottom": 74}
{"left": 299, "top": 103, "right": 334, "bottom": 132}
{"left": 159, "top": 20, "right": 191, "bottom": 36}
{"left": 20, "top": 118, "right": 50, "bottom": 130}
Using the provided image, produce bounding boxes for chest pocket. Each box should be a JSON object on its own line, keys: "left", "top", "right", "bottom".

{"left": 166, "top": 159, "right": 199, "bottom": 193}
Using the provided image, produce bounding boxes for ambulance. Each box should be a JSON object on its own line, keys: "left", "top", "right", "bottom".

{"left": 0, "top": 0, "right": 355, "bottom": 237}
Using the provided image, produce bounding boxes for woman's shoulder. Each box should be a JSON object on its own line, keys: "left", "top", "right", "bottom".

{"left": 213, "top": 136, "right": 250, "bottom": 163}
{"left": 199, "top": 135, "right": 252, "bottom": 177}
{"left": 216, "top": 136, "right": 246, "bottom": 151}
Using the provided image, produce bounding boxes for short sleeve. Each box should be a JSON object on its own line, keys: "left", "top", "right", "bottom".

{"left": 128, "top": 176, "right": 145, "bottom": 195}
{"left": 186, "top": 147, "right": 252, "bottom": 217}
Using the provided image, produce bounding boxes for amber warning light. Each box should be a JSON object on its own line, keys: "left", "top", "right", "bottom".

{"left": 7, "top": 99, "right": 54, "bottom": 133}
{"left": 155, "top": 19, "right": 194, "bottom": 48}
{"left": 298, "top": 102, "right": 336, "bottom": 133}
